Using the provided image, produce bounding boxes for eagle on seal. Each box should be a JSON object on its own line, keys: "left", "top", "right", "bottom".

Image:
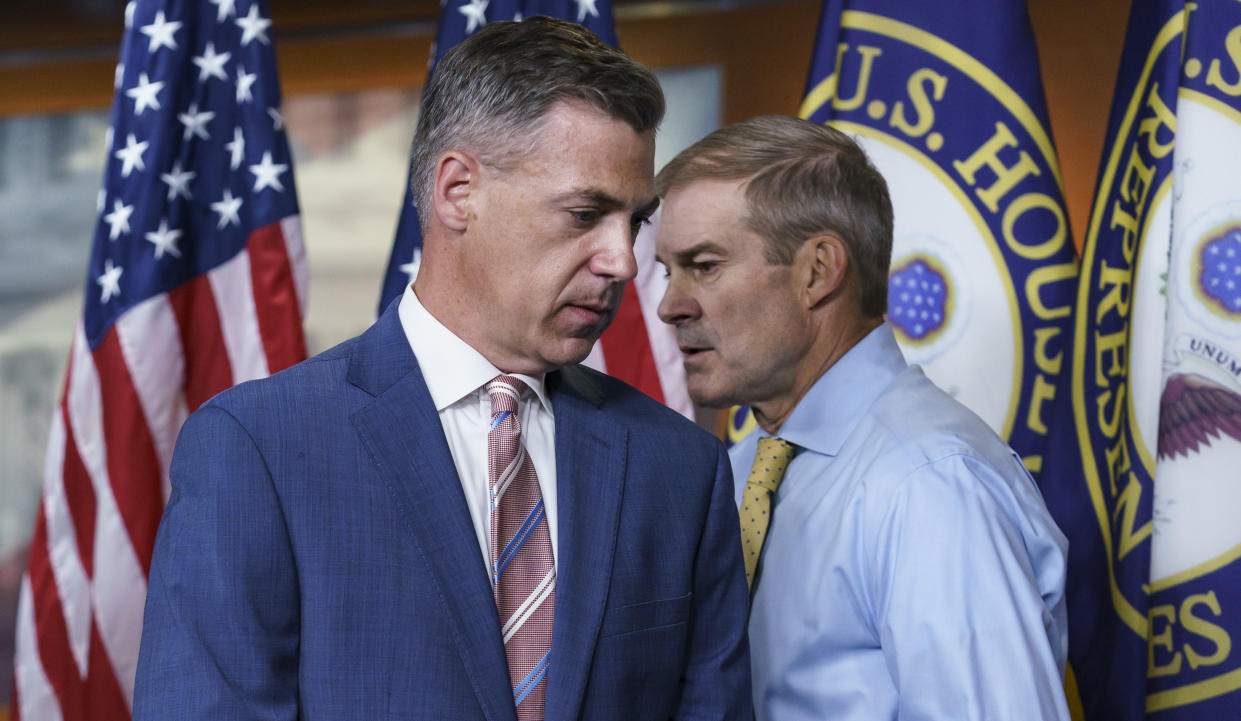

{"left": 1157, "top": 372, "right": 1241, "bottom": 460}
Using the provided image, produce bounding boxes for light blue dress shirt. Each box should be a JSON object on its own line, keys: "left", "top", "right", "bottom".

{"left": 731, "top": 323, "right": 1070, "bottom": 721}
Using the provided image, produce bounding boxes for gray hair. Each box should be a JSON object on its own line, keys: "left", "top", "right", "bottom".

{"left": 657, "top": 115, "right": 894, "bottom": 318}
{"left": 410, "top": 16, "right": 665, "bottom": 229}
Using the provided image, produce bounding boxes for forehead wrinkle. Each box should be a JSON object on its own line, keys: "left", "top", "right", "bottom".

{"left": 574, "top": 188, "right": 623, "bottom": 207}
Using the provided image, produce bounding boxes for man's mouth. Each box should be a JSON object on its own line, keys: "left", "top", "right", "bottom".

{"left": 563, "top": 302, "right": 614, "bottom": 326}
{"left": 678, "top": 343, "right": 713, "bottom": 361}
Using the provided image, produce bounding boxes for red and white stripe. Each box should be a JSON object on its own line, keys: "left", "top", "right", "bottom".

{"left": 587, "top": 215, "right": 692, "bottom": 418}
{"left": 12, "top": 217, "right": 308, "bottom": 721}
{"left": 486, "top": 376, "right": 555, "bottom": 721}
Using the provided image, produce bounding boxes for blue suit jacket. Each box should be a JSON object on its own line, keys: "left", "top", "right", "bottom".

{"left": 133, "top": 305, "right": 752, "bottom": 720}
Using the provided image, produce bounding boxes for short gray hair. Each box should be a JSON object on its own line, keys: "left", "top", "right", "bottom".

{"left": 657, "top": 115, "right": 893, "bottom": 318}
{"left": 410, "top": 17, "right": 665, "bottom": 229}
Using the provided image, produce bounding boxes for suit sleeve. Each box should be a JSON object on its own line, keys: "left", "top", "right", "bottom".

{"left": 133, "top": 405, "right": 300, "bottom": 721}
{"left": 675, "top": 442, "right": 754, "bottom": 721}
{"left": 870, "top": 455, "right": 1069, "bottom": 721}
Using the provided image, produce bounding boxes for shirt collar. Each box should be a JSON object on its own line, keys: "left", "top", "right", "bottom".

{"left": 397, "top": 284, "right": 551, "bottom": 414}
{"left": 764, "top": 322, "right": 907, "bottom": 457}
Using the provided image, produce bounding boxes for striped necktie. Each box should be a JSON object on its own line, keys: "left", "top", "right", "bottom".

{"left": 740, "top": 437, "right": 797, "bottom": 590}
{"left": 487, "top": 375, "right": 555, "bottom": 720}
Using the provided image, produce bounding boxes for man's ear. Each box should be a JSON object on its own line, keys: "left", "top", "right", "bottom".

{"left": 802, "top": 234, "right": 849, "bottom": 308}
{"left": 430, "top": 150, "right": 477, "bottom": 233}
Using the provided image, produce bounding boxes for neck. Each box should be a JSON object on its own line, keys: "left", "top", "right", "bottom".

{"left": 413, "top": 237, "right": 482, "bottom": 355}
{"left": 750, "top": 315, "right": 882, "bottom": 435}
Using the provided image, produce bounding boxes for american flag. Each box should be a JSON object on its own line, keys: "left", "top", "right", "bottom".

{"left": 10, "top": 0, "right": 307, "bottom": 718}
{"left": 378, "top": 0, "right": 692, "bottom": 417}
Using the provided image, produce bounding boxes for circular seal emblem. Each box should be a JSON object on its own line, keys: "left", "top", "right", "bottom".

{"left": 1070, "top": 11, "right": 1241, "bottom": 706}
{"left": 1192, "top": 223, "right": 1241, "bottom": 320}
{"left": 1176, "top": 204, "right": 1241, "bottom": 341}
{"left": 797, "top": 9, "right": 1076, "bottom": 457}
{"left": 726, "top": 405, "right": 758, "bottom": 446}
{"left": 887, "top": 253, "right": 952, "bottom": 345}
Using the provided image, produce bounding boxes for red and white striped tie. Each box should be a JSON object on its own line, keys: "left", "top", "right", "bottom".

{"left": 487, "top": 375, "right": 555, "bottom": 720}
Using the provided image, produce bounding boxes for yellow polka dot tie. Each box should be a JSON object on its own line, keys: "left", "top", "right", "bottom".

{"left": 740, "top": 437, "right": 797, "bottom": 590}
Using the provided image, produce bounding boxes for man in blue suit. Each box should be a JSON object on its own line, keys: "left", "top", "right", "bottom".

{"left": 133, "top": 18, "right": 752, "bottom": 721}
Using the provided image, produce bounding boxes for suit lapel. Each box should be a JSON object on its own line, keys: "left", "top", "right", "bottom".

{"left": 347, "top": 308, "right": 515, "bottom": 721}
{"left": 543, "top": 367, "right": 628, "bottom": 721}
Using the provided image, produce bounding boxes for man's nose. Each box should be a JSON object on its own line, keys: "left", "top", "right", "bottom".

{"left": 658, "top": 272, "right": 700, "bottom": 326}
{"left": 590, "top": 222, "right": 639, "bottom": 282}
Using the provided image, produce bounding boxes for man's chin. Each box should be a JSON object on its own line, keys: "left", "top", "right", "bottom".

{"left": 685, "top": 374, "right": 744, "bottom": 410}
{"left": 550, "top": 312, "right": 614, "bottom": 354}
{"left": 543, "top": 336, "right": 601, "bottom": 369}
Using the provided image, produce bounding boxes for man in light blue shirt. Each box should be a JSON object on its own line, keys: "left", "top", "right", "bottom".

{"left": 654, "top": 115, "right": 1070, "bottom": 720}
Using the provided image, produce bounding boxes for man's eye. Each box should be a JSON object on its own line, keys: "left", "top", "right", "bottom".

{"left": 630, "top": 216, "right": 652, "bottom": 235}
{"left": 691, "top": 261, "right": 718, "bottom": 275}
{"left": 570, "top": 209, "right": 601, "bottom": 224}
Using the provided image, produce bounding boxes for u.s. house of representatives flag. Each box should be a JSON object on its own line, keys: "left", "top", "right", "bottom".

{"left": 1042, "top": 1, "right": 1241, "bottom": 718}
{"left": 379, "top": 0, "right": 692, "bottom": 418}
{"left": 11, "top": 0, "right": 306, "bottom": 718}
{"left": 786, "top": 0, "right": 1077, "bottom": 473}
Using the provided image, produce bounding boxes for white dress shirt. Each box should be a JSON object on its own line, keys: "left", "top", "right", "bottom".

{"left": 397, "top": 284, "right": 559, "bottom": 574}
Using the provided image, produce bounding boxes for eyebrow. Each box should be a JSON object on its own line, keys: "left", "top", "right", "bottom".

{"left": 555, "top": 188, "right": 661, "bottom": 218}
{"left": 635, "top": 196, "right": 661, "bottom": 220}
{"left": 655, "top": 241, "right": 726, "bottom": 267}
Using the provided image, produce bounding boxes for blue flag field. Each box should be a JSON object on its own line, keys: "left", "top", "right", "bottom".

{"left": 778, "top": 0, "right": 1078, "bottom": 478}
{"left": 1042, "top": 1, "right": 1241, "bottom": 717}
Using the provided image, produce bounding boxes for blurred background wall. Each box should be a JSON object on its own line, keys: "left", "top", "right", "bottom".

{"left": 0, "top": 0, "right": 1130, "bottom": 714}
